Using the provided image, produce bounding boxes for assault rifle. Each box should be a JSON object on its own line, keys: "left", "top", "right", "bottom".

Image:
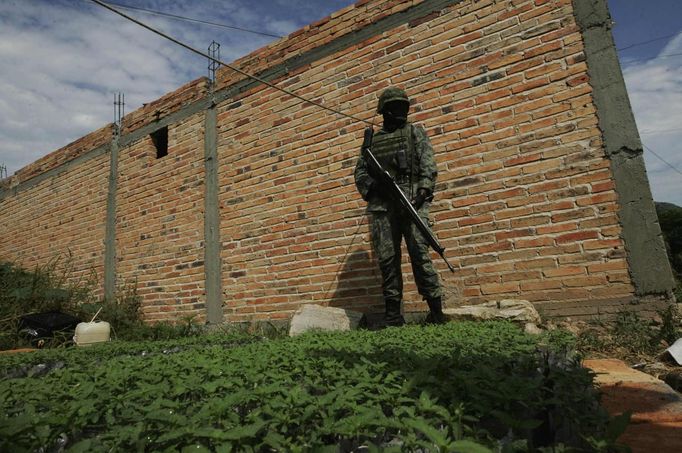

{"left": 362, "top": 127, "right": 456, "bottom": 273}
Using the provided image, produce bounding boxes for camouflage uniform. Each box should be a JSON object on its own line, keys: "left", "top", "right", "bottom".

{"left": 354, "top": 87, "right": 442, "bottom": 326}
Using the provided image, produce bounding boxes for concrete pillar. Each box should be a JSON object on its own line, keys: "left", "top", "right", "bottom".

{"left": 104, "top": 136, "right": 119, "bottom": 301}
{"left": 204, "top": 103, "right": 223, "bottom": 323}
{"left": 573, "top": 0, "right": 675, "bottom": 296}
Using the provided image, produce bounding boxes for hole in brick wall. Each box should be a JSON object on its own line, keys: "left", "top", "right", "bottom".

{"left": 150, "top": 126, "right": 168, "bottom": 158}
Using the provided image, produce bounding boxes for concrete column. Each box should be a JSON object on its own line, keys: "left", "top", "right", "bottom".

{"left": 204, "top": 104, "right": 223, "bottom": 323}
{"left": 573, "top": 0, "right": 675, "bottom": 296}
{"left": 104, "top": 136, "right": 119, "bottom": 301}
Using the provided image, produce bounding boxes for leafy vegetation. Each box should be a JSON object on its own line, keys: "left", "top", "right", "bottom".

{"left": 576, "top": 305, "right": 682, "bottom": 360}
{"left": 1, "top": 257, "right": 93, "bottom": 349}
{"left": 655, "top": 201, "right": 682, "bottom": 299}
{"left": 0, "top": 257, "right": 205, "bottom": 350}
{"left": 0, "top": 322, "right": 627, "bottom": 452}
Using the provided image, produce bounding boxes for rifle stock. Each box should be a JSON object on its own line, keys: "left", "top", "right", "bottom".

{"left": 362, "top": 127, "right": 456, "bottom": 273}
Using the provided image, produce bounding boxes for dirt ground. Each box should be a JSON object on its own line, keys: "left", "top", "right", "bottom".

{"left": 557, "top": 319, "right": 682, "bottom": 393}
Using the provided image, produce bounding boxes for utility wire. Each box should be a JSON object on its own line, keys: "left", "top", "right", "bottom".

{"left": 649, "top": 52, "right": 682, "bottom": 59}
{"left": 617, "top": 32, "right": 679, "bottom": 52}
{"left": 106, "top": 1, "right": 283, "bottom": 38}
{"left": 641, "top": 127, "right": 682, "bottom": 135}
{"left": 88, "top": 0, "right": 678, "bottom": 134}
{"left": 88, "top": 0, "right": 374, "bottom": 127}
{"left": 644, "top": 144, "right": 682, "bottom": 177}
{"left": 621, "top": 52, "right": 682, "bottom": 64}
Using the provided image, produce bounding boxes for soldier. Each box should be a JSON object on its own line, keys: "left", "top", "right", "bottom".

{"left": 354, "top": 87, "right": 445, "bottom": 326}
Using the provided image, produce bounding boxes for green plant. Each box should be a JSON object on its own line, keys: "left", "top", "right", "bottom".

{"left": 657, "top": 203, "right": 682, "bottom": 278}
{"left": 611, "top": 311, "right": 656, "bottom": 354}
{"left": 576, "top": 323, "right": 608, "bottom": 355}
{"left": 576, "top": 305, "right": 682, "bottom": 360}
{"left": 0, "top": 258, "right": 203, "bottom": 349}
{"left": 655, "top": 304, "right": 682, "bottom": 346}
{"left": 0, "top": 256, "right": 97, "bottom": 350}
{"left": 0, "top": 322, "right": 626, "bottom": 452}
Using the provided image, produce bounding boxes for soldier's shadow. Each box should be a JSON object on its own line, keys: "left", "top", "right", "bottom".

{"left": 327, "top": 248, "right": 384, "bottom": 324}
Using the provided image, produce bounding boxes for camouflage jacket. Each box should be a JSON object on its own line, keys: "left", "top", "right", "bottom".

{"left": 354, "top": 122, "right": 438, "bottom": 213}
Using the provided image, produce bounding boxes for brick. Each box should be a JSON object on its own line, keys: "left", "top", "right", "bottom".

{"left": 459, "top": 213, "right": 495, "bottom": 227}
{"left": 489, "top": 187, "right": 527, "bottom": 201}
{"left": 556, "top": 230, "right": 599, "bottom": 244}
{"left": 495, "top": 228, "right": 534, "bottom": 240}
{"left": 451, "top": 194, "right": 489, "bottom": 208}
{"left": 481, "top": 282, "right": 520, "bottom": 295}
{"left": 562, "top": 276, "right": 608, "bottom": 288}
{"left": 514, "top": 235, "right": 553, "bottom": 248}
{"left": 0, "top": 0, "right": 643, "bottom": 323}
{"left": 520, "top": 280, "right": 562, "bottom": 291}
{"left": 537, "top": 222, "right": 579, "bottom": 235}
{"left": 514, "top": 258, "right": 557, "bottom": 270}
{"left": 543, "top": 266, "right": 587, "bottom": 278}
{"left": 523, "top": 40, "right": 563, "bottom": 59}
{"left": 587, "top": 260, "right": 629, "bottom": 273}
{"left": 551, "top": 207, "right": 595, "bottom": 223}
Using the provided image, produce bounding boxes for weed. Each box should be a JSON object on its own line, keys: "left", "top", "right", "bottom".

{"left": 576, "top": 305, "right": 682, "bottom": 360}
{"left": 655, "top": 304, "right": 682, "bottom": 345}
{"left": 0, "top": 256, "right": 96, "bottom": 350}
{"left": 0, "top": 258, "right": 202, "bottom": 349}
{"left": 611, "top": 311, "right": 657, "bottom": 354}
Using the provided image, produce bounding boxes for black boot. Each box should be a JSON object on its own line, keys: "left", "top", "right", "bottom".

{"left": 425, "top": 297, "right": 447, "bottom": 324}
{"left": 385, "top": 299, "right": 405, "bottom": 327}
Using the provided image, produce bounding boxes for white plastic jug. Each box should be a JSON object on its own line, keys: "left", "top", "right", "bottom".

{"left": 74, "top": 321, "right": 111, "bottom": 346}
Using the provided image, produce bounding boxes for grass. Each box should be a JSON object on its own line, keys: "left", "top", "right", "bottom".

{"left": 573, "top": 305, "right": 682, "bottom": 393}
{"left": 0, "top": 257, "right": 208, "bottom": 350}
{"left": 575, "top": 305, "right": 682, "bottom": 361}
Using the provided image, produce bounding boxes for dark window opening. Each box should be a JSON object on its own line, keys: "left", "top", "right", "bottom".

{"left": 151, "top": 127, "right": 168, "bottom": 158}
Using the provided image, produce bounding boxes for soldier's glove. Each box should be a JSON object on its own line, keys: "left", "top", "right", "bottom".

{"left": 411, "top": 188, "right": 432, "bottom": 210}
{"left": 365, "top": 181, "right": 377, "bottom": 201}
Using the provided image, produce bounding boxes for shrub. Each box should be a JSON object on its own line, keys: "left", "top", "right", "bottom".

{"left": 0, "top": 258, "right": 200, "bottom": 349}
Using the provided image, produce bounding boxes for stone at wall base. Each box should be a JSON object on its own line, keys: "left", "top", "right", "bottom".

{"left": 289, "top": 304, "right": 365, "bottom": 336}
{"left": 443, "top": 300, "right": 542, "bottom": 333}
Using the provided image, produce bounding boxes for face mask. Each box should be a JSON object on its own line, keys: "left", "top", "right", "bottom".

{"left": 382, "top": 101, "right": 409, "bottom": 130}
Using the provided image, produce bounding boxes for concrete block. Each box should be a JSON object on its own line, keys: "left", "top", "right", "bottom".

{"left": 584, "top": 358, "right": 682, "bottom": 453}
{"left": 288, "top": 304, "right": 365, "bottom": 336}
{"left": 443, "top": 299, "right": 542, "bottom": 325}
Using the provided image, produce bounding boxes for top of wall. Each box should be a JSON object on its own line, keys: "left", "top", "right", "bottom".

{"left": 3, "top": 0, "right": 441, "bottom": 189}
{"left": 213, "top": 0, "right": 429, "bottom": 91}
{"left": 7, "top": 122, "right": 113, "bottom": 189}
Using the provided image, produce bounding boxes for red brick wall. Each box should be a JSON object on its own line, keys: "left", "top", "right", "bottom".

{"left": 13, "top": 124, "right": 112, "bottom": 185}
{"left": 216, "top": 0, "right": 632, "bottom": 321}
{"left": 121, "top": 78, "right": 209, "bottom": 136}
{"left": 0, "top": 151, "right": 109, "bottom": 295}
{"left": 0, "top": 0, "right": 658, "bottom": 322}
{"left": 116, "top": 112, "right": 207, "bottom": 322}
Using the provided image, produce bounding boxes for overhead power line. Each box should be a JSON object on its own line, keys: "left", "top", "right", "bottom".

{"left": 106, "top": 1, "right": 284, "bottom": 39}
{"left": 652, "top": 52, "right": 682, "bottom": 59}
{"left": 617, "top": 32, "right": 680, "bottom": 52}
{"left": 640, "top": 127, "right": 682, "bottom": 135}
{"left": 88, "top": 0, "right": 373, "bottom": 127}
{"left": 621, "top": 52, "right": 682, "bottom": 65}
{"left": 644, "top": 144, "right": 682, "bottom": 177}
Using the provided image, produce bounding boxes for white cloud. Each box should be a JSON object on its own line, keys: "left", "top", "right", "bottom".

{"left": 2, "top": 0, "right": 680, "bottom": 212}
{"left": 622, "top": 32, "right": 682, "bottom": 206}
{"left": 0, "top": 0, "right": 326, "bottom": 177}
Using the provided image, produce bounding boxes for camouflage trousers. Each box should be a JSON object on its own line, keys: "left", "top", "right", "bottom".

{"left": 370, "top": 208, "right": 442, "bottom": 303}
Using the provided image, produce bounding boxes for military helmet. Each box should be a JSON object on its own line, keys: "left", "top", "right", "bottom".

{"left": 377, "top": 87, "right": 410, "bottom": 114}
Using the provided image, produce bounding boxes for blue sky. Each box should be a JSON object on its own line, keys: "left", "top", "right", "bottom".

{"left": 0, "top": 0, "right": 680, "bottom": 205}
